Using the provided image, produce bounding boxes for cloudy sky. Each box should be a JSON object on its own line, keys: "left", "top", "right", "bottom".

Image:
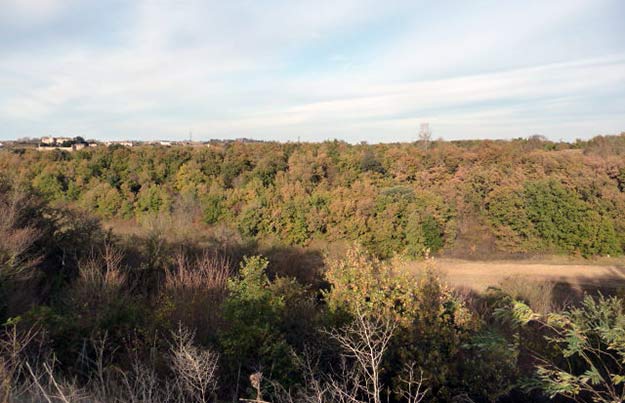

{"left": 1, "top": 0, "right": 624, "bottom": 142}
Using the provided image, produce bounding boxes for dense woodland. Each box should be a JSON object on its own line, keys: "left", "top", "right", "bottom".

{"left": 3, "top": 134, "right": 625, "bottom": 258}
{"left": 1, "top": 135, "right": 625, "bottom": 402}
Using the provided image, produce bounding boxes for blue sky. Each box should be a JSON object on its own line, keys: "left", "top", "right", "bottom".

{"left": 1, "top": 0, "right": 624, "bottom": 142}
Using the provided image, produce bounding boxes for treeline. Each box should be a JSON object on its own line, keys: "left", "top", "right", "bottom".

{"left": 2, "top": 179, "right": 624, "bottom": 402}
{"left": 2, "top": 134, "right": 625, "bottom": 258}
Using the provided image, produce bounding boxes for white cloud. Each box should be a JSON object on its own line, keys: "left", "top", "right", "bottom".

{"left": 1, "top": 0, "right": 70, "bottom": 22}
{"left": 0, "top": 0, "right": 623, "bottom": 141}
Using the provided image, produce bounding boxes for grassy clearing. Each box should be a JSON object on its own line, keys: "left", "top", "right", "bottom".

{"left": 406, "top": 258, "right": 625, "bottom": 292}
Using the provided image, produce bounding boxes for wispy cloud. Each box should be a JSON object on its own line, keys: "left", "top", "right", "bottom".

{"left": 1, "top": 0, "right": 624, "bottom": 141}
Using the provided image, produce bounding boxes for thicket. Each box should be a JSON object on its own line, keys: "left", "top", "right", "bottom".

{"left": 1, "top": 179, "right": 624, "bottom": 402}
{"left": 2, "top": 134, "right": 625, "bottom": 259}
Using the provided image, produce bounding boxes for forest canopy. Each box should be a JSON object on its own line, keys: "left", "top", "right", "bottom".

{"left": 2, "top": 134, "right": 624, "bottom": 259}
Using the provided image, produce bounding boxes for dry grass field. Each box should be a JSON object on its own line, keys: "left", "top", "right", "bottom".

{"left": 408, "top": 258, "right": 625, "bottom": 293}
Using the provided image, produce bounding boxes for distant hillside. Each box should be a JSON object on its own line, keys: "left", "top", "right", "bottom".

{"left": 1, "top": 133, "right": 625, "bottom": 258}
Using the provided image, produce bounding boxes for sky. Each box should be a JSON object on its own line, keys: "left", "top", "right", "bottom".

{"left": 1, "top": 0, "right": 624, "bottom": 143}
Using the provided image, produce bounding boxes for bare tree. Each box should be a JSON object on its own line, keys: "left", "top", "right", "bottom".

{"left": 396, "top": 363, "right": 428, "bottom": 403}
{"left": 270, "top": 351, "right": 364, "bottom": 403}
{"left": 326, "top": 311, "right": 396, "bottom": 403}
{"left": 170, "top": 325, "right": 219, "bottom": 403}
{"left": 324, "top": 357, "right": 368, "bottom": 403}
{"left": 0, "top": 184, "right": 45, "bottom": 318}
{"left": 418, "top": 123, "right": 432, "bottom": 151}
{"left": 68, "top": 245, "right": 128, "bottom": 329}
{"left": 0, "top": 321, "right": 98, "bottom": 403}
{"left": 291, "top": 347, "right": 334, "bottom": 403}
{"left": 24, "top": 359, "right": 88, "bottom": 403}
{"left": 272, "top": 317, "right": 426, "bottom": 403}
{"left": 119, "top": 359, "right": 181, "bottom": 403}
{"left": 0, "top": 323, "right": 42, "bottom": 401}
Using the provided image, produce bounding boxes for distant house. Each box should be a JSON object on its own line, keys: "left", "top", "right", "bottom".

{"left": 37, "top": 136, "right": 90, "bottom": 152}
{"left": 37, "top": 144, "right": 78, "bottom": 152}
{"left": 105, "top": 141, "right": 134, "bottom": 147}
{"left": 41, "top": 136, "right": 73, "bottom": 146}
{"left": 159, "top": 141, "right": 172, "bottom": 146}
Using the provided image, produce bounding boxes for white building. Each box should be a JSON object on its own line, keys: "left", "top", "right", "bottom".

{"left": 105, "top": 141, "right": 134, "bottom": 147}
{"left": 41, "top": 136, "right": 72, "bottom": 145}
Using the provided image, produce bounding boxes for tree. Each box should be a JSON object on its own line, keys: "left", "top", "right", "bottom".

{"left": 418, "top": 123, "right": 432, "bottom": 151}
{"left": 219, "top": 256, "right": 294, "bottom": 393}
{"left": 525, "top": 180, "right": 620, "bottom": 256}
{"left": 326, "top": 311, "right": 398, "bottom": 403}
{"left": 485, "top": 185, "right": 535, "bottom": 252}
{"left": 135, "top": 184, "right": 172, "bottom": 214}
{"left": 360, "top": 151, "right": 385, "bottom": 174}
{"left": 32, "top": 170, "right": 67, "bottom": 201}
{"left": 170, "top": 325, "right": 219, "bottom": 403}
{"left": 202, "top": 194, "right": 225, "bottom": 225}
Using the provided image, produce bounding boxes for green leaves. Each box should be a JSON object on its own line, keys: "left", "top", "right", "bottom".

{"left": 496, "top": 300, "right": 540, "bottom": 327}
{"left": 524, "top": 180, "right": 620, "bottom": 257}
{"left": 219, "top": 256, "right": 297, "bottom": 387}
{"left": 535, "top": 294, "right": 625, "bottom": 402}
{"left": 580, "top": 368, "right": 602, "bottom": 386}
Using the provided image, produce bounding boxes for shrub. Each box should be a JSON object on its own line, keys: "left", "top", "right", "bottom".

{"left": 219, "top": 256, "right": 294, "bottom": 392}
{"left": 533, "top": 294, "right": 625, "bottom": 403}
{"left": 161, "top": 251, "right": 230, "bottom": 343}
{"left": 390, "top": 269, "right": 483, "bottom": 402}
{"left": 322, "top": 246, "right": 515, "bottom": 402}
{"left": 322, "top": 245, "right": 416, "bottom": 322}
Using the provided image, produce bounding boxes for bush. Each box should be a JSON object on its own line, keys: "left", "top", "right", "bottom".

{"left": 219, "top": 256, "right": 295, "bottom": 392}
{"left": 160, "top": 251, "right": 230, "bottom": 343}
{"left": 322, "top": 245, "right": 416, "bottom": 322}
{"left": 533, "top": 294, "right": 625, "bottom": 402}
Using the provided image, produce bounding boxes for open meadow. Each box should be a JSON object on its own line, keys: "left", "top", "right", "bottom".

{"left": 426, "top": 258, "right": 625, "bottom": 292}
